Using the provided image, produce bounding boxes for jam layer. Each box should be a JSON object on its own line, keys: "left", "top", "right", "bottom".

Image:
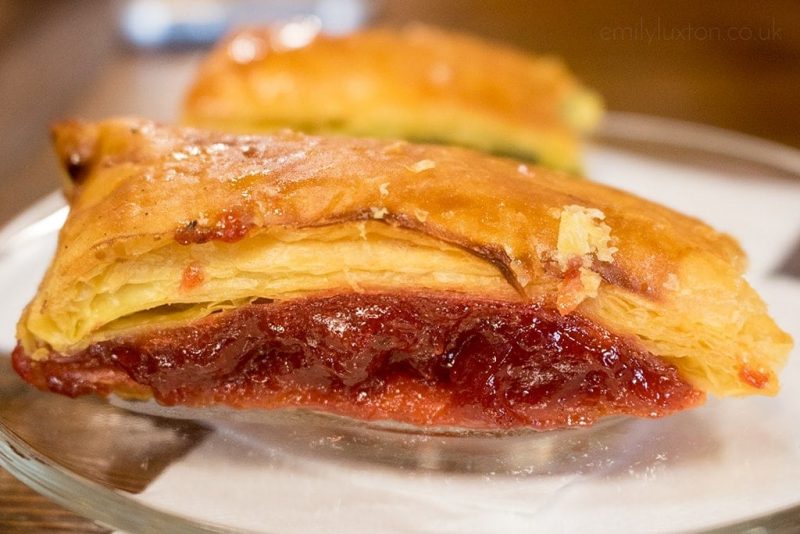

{"left": 13, "top": 293, "right": 704, "bottom": 430}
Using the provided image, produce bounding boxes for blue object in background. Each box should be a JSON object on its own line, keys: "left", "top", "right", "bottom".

{"left": 119, "top": 0, "right": 373, "bottom": 48}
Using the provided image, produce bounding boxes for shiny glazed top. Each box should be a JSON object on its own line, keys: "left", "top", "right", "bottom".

{"left": 49, "top": 118, "right": 742, "bottom": 302}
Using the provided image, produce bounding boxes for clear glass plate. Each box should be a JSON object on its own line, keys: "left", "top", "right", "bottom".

{"left": 1, "top": 113, "right": 800, "bottom": 533}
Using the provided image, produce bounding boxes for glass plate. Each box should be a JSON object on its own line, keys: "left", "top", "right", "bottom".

{"left": 1, "top": 112, "right": 800, "bottom": 533}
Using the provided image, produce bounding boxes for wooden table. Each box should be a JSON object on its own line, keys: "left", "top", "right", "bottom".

{"left": 1, "top": 1, "right": 798, "bottom": 530}
{"left": 0, "top": 473, "right": 107, "bottom": 532}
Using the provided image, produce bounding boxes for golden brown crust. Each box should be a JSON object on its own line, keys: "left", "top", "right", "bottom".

{"left": 49, "top": 118, "right": 740, "bottom": 297}
{"left": 18, "top": 118, "right": 791, "bottom": 398}
{"left": 182, "top": 23, "right": 603, "bottom": 171}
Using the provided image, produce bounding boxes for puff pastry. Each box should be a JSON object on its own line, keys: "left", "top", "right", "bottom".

{"left": 183, "top": 22, "right": 602, "bottom": 172}
{"left": 13, "top": 118, "right": 791, "bottom": 430}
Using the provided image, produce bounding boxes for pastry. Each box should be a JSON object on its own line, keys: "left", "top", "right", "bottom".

{"left": 182, "top": 22, "right": 602, "bottom": 172}
{"left": 13, "top": 118, "right": 791, "bottom": 430}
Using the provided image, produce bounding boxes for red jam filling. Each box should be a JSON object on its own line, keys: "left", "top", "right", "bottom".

{"left": 13, "top": 293, "right": 704, "bottom": 430}
{"left": 174, "top": 207, "right": 253, "bottom": 245}
{"left": 738, "top": 364, "right": 769, "bottom": 390}
{"left": 180, "top": 262, "right": 205, "bottom": 292}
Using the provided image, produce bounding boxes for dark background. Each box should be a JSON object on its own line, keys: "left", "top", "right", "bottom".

{"left": 1, "top": 0, "right": 798, "bottom": 530}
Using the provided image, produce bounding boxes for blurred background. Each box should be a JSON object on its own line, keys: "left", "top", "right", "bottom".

{"left": 2, "top": 0, "right": 799, "bottom": 228}
{"left": 0, "top": 0, "right": 798, "bottom": 529}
